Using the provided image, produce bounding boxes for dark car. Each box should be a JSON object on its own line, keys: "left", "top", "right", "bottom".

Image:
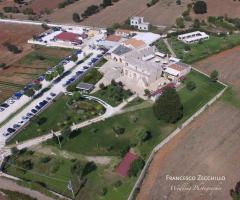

{"left": 0, "top": 103, "right": 9, "bottom": 108}
{"left": 7, "top": 128, "right": 16, "bottom": 133}
{"left": 35, "top": 105, "right": 41, "bottom": 110}
{"left": 50, "top": 92, "right": 56, "bottom": 97}
{"left": 83, "top": 66, "right": 89, "bottom": 69}
{"left": 31, "top": 109, "right": 37, "bottom": 113}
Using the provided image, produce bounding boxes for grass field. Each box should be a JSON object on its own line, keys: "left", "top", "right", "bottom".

{"left": 168, "top": 34, "right": 240, "bottom": 63}
{"left": 5, "top": 70, "right": 225, "bottom": 199}
{"left": 44, "top": 70, "right": 224, "bottom": 158}
{"left": 3, "top": 148, "right": 136, "bottom": 200}
{"left": 10, "top": 95, "right": 105, "bottom": 143}
{"left": 154, "top": 40, "right": 170, "bottom": 54}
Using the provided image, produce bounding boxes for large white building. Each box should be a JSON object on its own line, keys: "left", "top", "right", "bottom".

{"left": 130, "top": 16, "right": 150, "bottom": 31}
{"left": 178, "top": 31, "right": 209, "bottom": 44}
{"left": 109, "top": 45, "right": 191, "bottom": 94}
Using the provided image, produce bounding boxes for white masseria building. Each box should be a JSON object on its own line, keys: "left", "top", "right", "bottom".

{"left": 178, "top": 31, "right": 209, "bottom": 44}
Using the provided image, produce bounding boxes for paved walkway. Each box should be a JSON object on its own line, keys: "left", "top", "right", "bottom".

{"left": 5, "top": 94, "right": 137, "bottom": 152}
{"left": 163, "top": 38, "right": 177, "bottom": 57}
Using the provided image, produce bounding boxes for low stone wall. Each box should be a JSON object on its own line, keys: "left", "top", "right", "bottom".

{"left": 128, "top": 84, "right": 227, "bottom": 200}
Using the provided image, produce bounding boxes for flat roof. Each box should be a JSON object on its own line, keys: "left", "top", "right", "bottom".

{"left": 112, "top": 45, "right": 132, "bottom": 56}
{"left": 105, "top": 35, "right": 122, "bottom": 42}
{"left": 133, "top": 32, "right": 161, "bottom": 45}
{"left": 76, "top": 82, "right": 94, "bottom": 90}
{"left": 178, "top": 31, "right": 208, "bottom": 38}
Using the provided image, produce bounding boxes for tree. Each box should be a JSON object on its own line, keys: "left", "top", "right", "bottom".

{"left": 210, "top": 70, "right": 219, "bottom": 82}
{"left": 70, "top": 54, "right": 78, "bottom": 62}
{"left": 176, "top": 17, "right": 185, "bottom": 28}
{"left": 153, "top": 88, "right": 183, "bottom": 123}
{"left": 193, "top": 1, "right": 207, "bottom": 14}
{"left": 99, "top": 83, "right": 105, "bottom": 90}
{"left": 230, "top": 181, "right": 240, "bottom": 200}
{"left": 82, "top": 161, "right": 96, "bottom": 177}
{"left": 193, "top": 19, "right": 201, "bottom": 28}
{"left": 24, "top": 88, "right": 35, "bottom": 97}
{"left": 72, "top": 92, "right": 81, "bottom": 101}
{"left": 184, "top": 44, "right": 191, "bottom": 51}
{"left": 128, "top": 158, "right": 145, "bottom": 177}
{"left": 45, "top": 73, "right": 54, "bottom": 81}
{"left": 71, "top": 160, "right": 83, "bottom": 181}
{"left": 186, "top": 80, "right": 196, "bottom": 91}
{"left": 72, "top": 13, "right": 81, "bottom": 23}
{"left": 11, "top": 147, "right": 19, "bottom": 155}
{"left": 112, "top": 126, "right": 125, "bottom": 135}
{"left": 176, "top": 0, "right": 181, "bottom": 5}
{"left": 144, "top": 89, "right": 151, "bottom": 97}
{"left": 138, "top": 130, "right": 152, "bottom": 143}
{"left": 32, "top": 83, "right": 42, "bottom": 91}
{"left": 102, "top": 0, "right": 112, "bottom": 7}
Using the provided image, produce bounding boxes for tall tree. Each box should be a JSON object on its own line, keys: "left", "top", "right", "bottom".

{"left": 193, "top": 1, "right": 207, "bottom": 14}
{"left": 153, "top": 88, "right": 183, "bottom": 123}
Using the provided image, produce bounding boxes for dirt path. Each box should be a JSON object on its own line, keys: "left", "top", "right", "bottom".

{"left": 0, "top": 177, "right": 54, "bottom": 200}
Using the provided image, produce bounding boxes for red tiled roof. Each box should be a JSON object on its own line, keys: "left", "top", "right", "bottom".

{"left": 105, "top": 35, "right": 122, "bottom": 42}
{"left": 54, "top": 32, "right": 81, "bottom": 43}
{"left": 116, "top": 152, "right": 138, "bottom": 177}
{"left": 151, "top": 82, "right": 175, "bottom": 97}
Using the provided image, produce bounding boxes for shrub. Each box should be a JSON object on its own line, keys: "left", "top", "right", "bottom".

{"left": 210, "top": 70, "right": 219, "bottom": 82}
{"left": 128, "top": 158, "right": 145, "bottom": 177}
{"left": 40, "top": 156, "right": 51, "bottom": 164}
{"left": 72, "top": 13, "right": 81, "bottom": 23}
{"left": 138, "top": 130, "right": 152, "bottom": 143}
{"left": 186, "top": 81, "right": 196, "bottom": 91}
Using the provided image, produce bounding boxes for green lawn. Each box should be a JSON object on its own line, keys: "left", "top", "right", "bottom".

{"left": 168, "top": 34, "right": 240, "bottom": 63}
{"left": 10, "top": 95, "right": 105, "bottom": 143}
{"left": 220, "top": 87, "right": 240, "bottom": 108}
{"left": 154, "top": 39, "right": 170, "bottom": 54}
{"left": 5, "top": 70, "right": 225, "bottom": 200}
{"left": 17, "top": 46, "right": 72, "bottom": 68}
{"left": 3, "top": 151, "right": 74, "bottom": 198}
{"left": 81, "top": 68, "right": 103, "bottom": 84}
{"left": 46, "top": 70, "right": 224, "bottom": 158}
{"left": 93, "top": 82, "right": 133, "bottom": 107}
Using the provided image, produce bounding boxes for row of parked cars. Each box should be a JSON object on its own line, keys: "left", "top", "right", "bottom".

{"left": 2, "top": 92, "right": 57, "bottom": 138}
{"left": 63, "top": 53, "right": 103, "bottom": 87}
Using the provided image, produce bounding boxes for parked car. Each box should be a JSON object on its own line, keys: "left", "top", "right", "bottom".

{"left": 7, "top": 128, "right": 16, "bottom": 133}
{"left": 50, "top": 92, "right": 56, "bottom": 97}
{"left": 31, "top": 109, "right": 37, "bottom": 114}
{"left": 3, "top": 132, "right": 10, "bottom": 137}
{"left": 13, "top": 124, "right": 20, "bottom": 129}
{"left": 0, "top": 107, "right": 5, "bottom": 112}
{"left": 46, "top": 97, "right": 51, "bottom": 101}
{"left": 83, "top": 66, "right": 89, "bottom": 69}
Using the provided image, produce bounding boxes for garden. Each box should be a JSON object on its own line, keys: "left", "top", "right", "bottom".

{"left": 93, "top": 80, "right": 133, "bottom": 107}
{"left": 10, "top": 93, "right": 105, "bottom": 143}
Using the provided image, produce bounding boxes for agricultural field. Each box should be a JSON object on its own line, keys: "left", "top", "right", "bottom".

{"left": 137, "top": 100, "right": 240, "bottom": 200}
{"left": 80, "top": 0, "right": 147, "bottom": 27}
{"left": 0, "top": 23, "right": 43, "bottom": 65}
{"left": 0, "top": 46, "right": 72, "bottom": 103}
{"left": 191, "top": 0, "right": 240, "bottom": 21}
{"left": 168, "top": 33, "right": 240, "bottom": 64}
{"left": 139, "top": 0, "right": 191, "bottom": 26}
{"left": 194, "top": 45, "right": 240, "bottom": 94}
{"left": 43, "top": 0, "right": 101, "bottom": 24}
